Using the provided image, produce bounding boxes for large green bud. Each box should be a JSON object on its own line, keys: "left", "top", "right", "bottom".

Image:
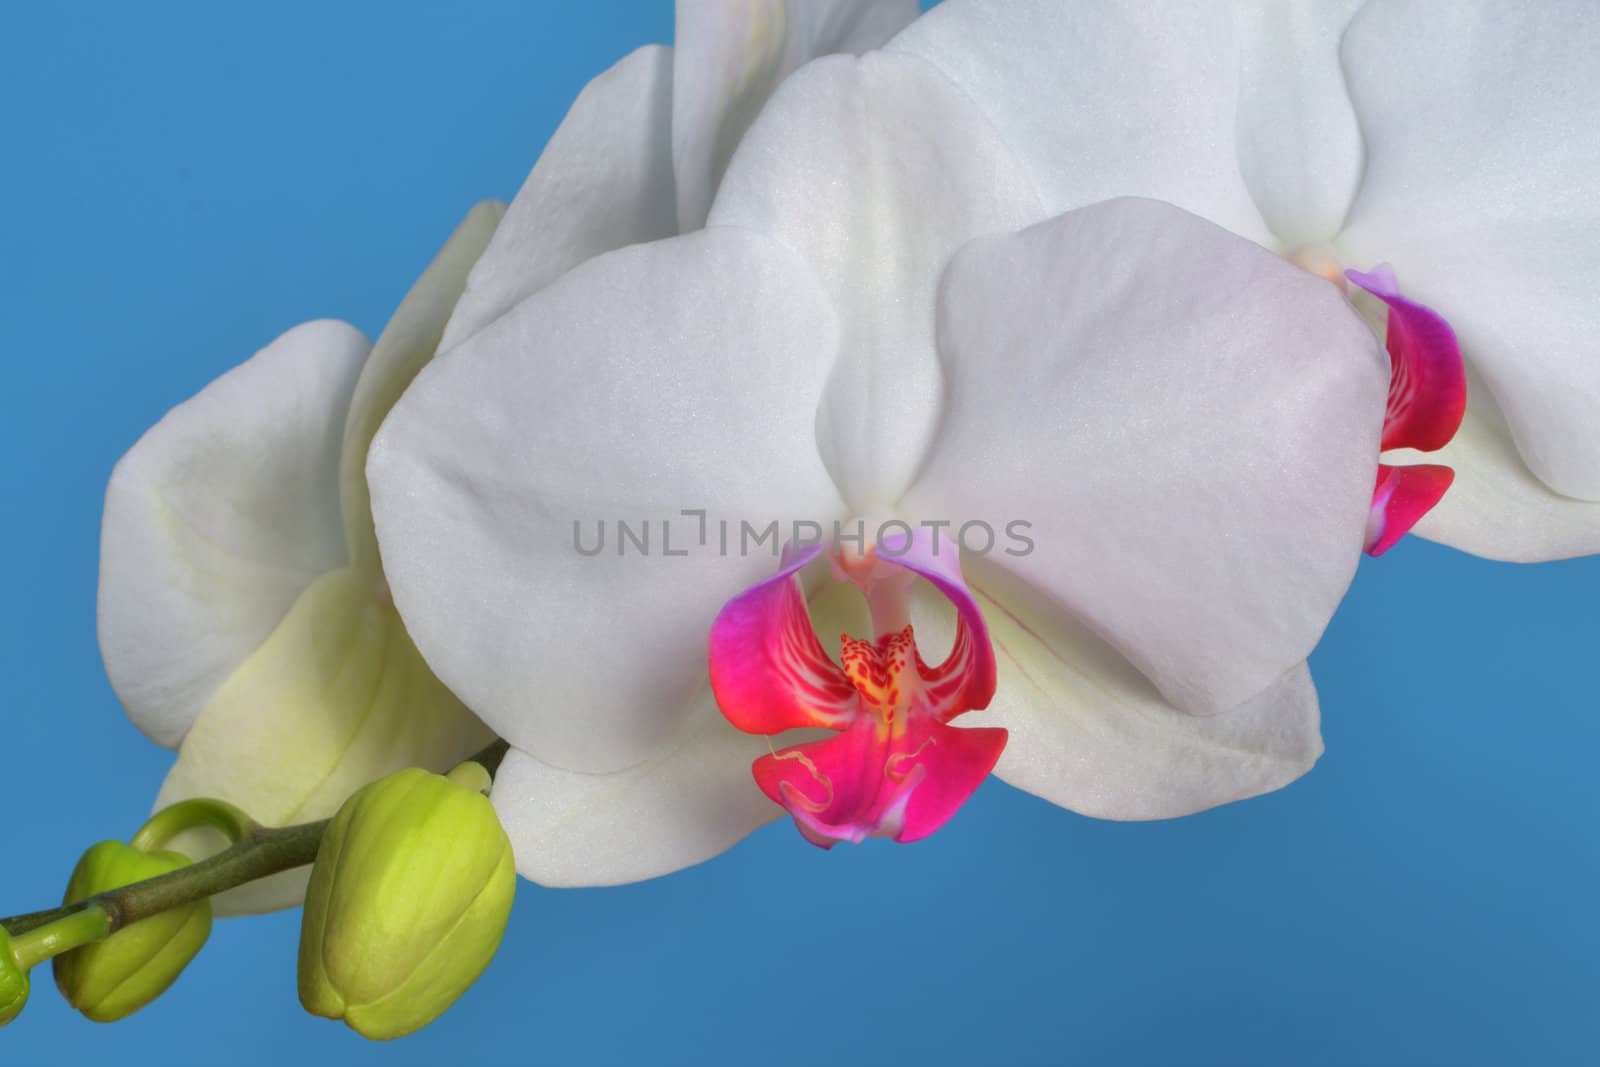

{"left": 1, "top": 926, "right": 28, "bottom": 1026}
{"left": 298, "top": 764, "right": 515, "bottom": 1041}
{"left": 52, "top": 842, "right": 210, "bottom": 1022}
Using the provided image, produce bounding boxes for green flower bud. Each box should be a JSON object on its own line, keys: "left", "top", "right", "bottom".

{"left": 298, "top": 764, "right": 515, "bottom": 1041}
{"left": 1, "top": 927, "right": 28, "bottom": 1026}
{"left": 52, "top": 841, "right": 211, "bottom": 1022}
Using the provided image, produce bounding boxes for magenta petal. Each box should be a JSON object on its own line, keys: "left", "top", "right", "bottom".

{"left": 892, "top": 722, "right": 1009, "bottom": 843}
{"left": 751, "top": 716, "right": 1007, "bottom": 849}
{"left": 1346, "top": 265, "right": 1467, "bottom": 454}
{"left": 1366, "top": 463, "right": 1455, "bottom": 557}
{"left": 873, "top": 525, "right": 998, "bottom": 714}
{"left": 708, "top": 542, "right": 859, "bottom": 735}
{"left": 716, "top": 529, "right": 1005, "bottom": 849}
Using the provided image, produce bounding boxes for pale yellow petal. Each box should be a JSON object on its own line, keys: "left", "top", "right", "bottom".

{"left": 157, "top": 568, "right": 492, "bottom": 914}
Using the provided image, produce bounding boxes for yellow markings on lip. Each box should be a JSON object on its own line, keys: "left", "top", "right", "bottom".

{"left": 839, "top": 626, "right": 920, "bottom": 732}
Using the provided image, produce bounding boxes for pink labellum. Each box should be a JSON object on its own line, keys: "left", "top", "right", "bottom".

{"left": 1366, "top": 462, "right": 1455, "bottom": 557}
{"left": 752, "top": 695, "right": 1008, "bottom": 847}
{"left": 708, "top": 542, "right": 859, "bottom": 735}
{"left": 1346, "top": 265, "right": 1467, "bottom": 554}
{"left": 708, "top": 528, "right": 1002, "bottom": 848}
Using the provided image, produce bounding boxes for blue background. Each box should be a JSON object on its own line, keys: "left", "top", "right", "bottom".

{"left": 4, "top": 2, "right": 1598, "bottom": 1063}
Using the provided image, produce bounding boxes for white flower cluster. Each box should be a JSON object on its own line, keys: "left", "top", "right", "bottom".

{"left": 98, "top": 0, "right": 1600, "bottom": 898}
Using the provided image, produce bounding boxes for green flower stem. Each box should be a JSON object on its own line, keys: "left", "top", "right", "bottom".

{"left": 1, "top": 820, "right": 329, "bottom": 939}
{"left": 8, "top": 906, "right": 112, "bottom": 969}
{"left": 129, "top": 798, "right": 258, "bottom": 852}
{"left": 0, "top": 738, "right": 512, "bottom": 940}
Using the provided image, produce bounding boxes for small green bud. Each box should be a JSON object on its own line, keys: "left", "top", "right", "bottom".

{"left": 1, "top": 927, "right": 28, "bottom": 1026}
{"left": 298, "top": 765, "right": 515, "bottom": 1041}
{"left": 52, "top": 842, "right": 211, "bottom": 1022}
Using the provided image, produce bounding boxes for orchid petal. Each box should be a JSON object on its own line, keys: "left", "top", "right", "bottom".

{"left": 1346, "top": 265, "right": 1467, "bottom": 454}
{"left": 368, "top": 228, "right": 847, "bottom": 773}
{"left": 1337, "top": 0, "right": 1600, "bottom": 500}
{"left": 1366, "top": 463, "right": 1455, "bottom": 558}
{"left": 909, "top": 566, "right": 1323, "bottom": 819}
{"left": 710, "top": 526, "right": 1001, "bottom": 744}
{"left": 490, "top": 580, "right": 866, "bottom": 886}
{"left": 709, "top": 542, "right": 859, "bottom": 735}
{"left": 888, "top": 0, "right": 1272, "bottom": 244}
{"left": 754, "top": 716, "right": 1006, "bottom": 847}
{"left": 119, "top": 208, "right": 502, "bottom": 912}
{"left": 1392, "top": 365, "right": 1600, "bottom": 562}
{"left": 874, "top": 525, "right": 996, "bottom": 715}
{"left": 154, "top": 569, "right": 493, "bottom": 912}
{"left": 1233, "top": 0, "right": 1367, "bottom": 245}
{"left": 340, "top": 201, "right": 503, "bottom": 574}
{"left": 671, "top": 0, "right": 918, "bottom": 231}
{"left": 99, "top": 320, "right": 368, "bottom": 747}
{"left": 903, "top": 199, "right": 1386, "bottom": 716}
{"left": 490, "top": 710, "right": 786, "bottom": 888}
{"left": 708, "top": 51, "right": 1044, "bottom": 512}
{"left": 438, "top": 47, "right": 679, "bottom": 352}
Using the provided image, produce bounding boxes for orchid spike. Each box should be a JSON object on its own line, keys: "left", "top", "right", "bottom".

{"left": 94, "top": 0, "right": 916, "bottom": 905}
{"left": 97, "top": 204, "right": 504, "bottom": 912}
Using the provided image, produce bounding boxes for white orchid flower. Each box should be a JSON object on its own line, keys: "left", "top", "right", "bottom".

{"left": 96, "top": 0, "right": 913, "bottom": 911}
{"left": 367, "top": 51, "right": 1387, "bottom": 885}
{"left": 439, "top": 0, "right": 919, "bottom": 353}
{"left": 889, "top": 0, "right": 1600, "bottom": 562}
{"left": 98, "top": 203, "right": 504, "bottom": 912}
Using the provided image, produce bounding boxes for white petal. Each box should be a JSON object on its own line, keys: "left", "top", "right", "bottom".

{"left": 917, "top": 565, "right": 1321, "bottom": 818}
{"left": 1337, "top": 0, "right": 1600, "bottom": 500}
{"left": 902, "top": 199, "right": 1387, "bottom": 716}
{"left": 993, "top": 648, "right": 1321, "bottom": 819}
{"left": 1233, "top": 0, "right": 1366, "bottom": 245}
{"left": 1393, "top": 366, "right": 1600, "bottom": 562}
{"left": 99, "top": 319, "right": 368, "bottom": 748}
{"left": 888, "top": 0, "right": 1272, "bottom": 244}
{"left": 340, "top": 201, "right": 504, "bottom": 574}
{"left": 671, "top": 0, "right": 919, "bottom": 230}
{"left": 368, "top": 227, "right": 846, "bottom": 774}
{"left": 437, "top": 46, "right": 679, "bottom": 353}
{"left": 153, "top": 568, "right": 493, "bottom": 911}
{"left": 490, "top": 575, "right": 863, "bottom": 886}
{"left": 491, "top": 706, "right": 780, "bottom": 888}
{"left": 709, "top": 51, "right": 1043, "bottom": 512}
